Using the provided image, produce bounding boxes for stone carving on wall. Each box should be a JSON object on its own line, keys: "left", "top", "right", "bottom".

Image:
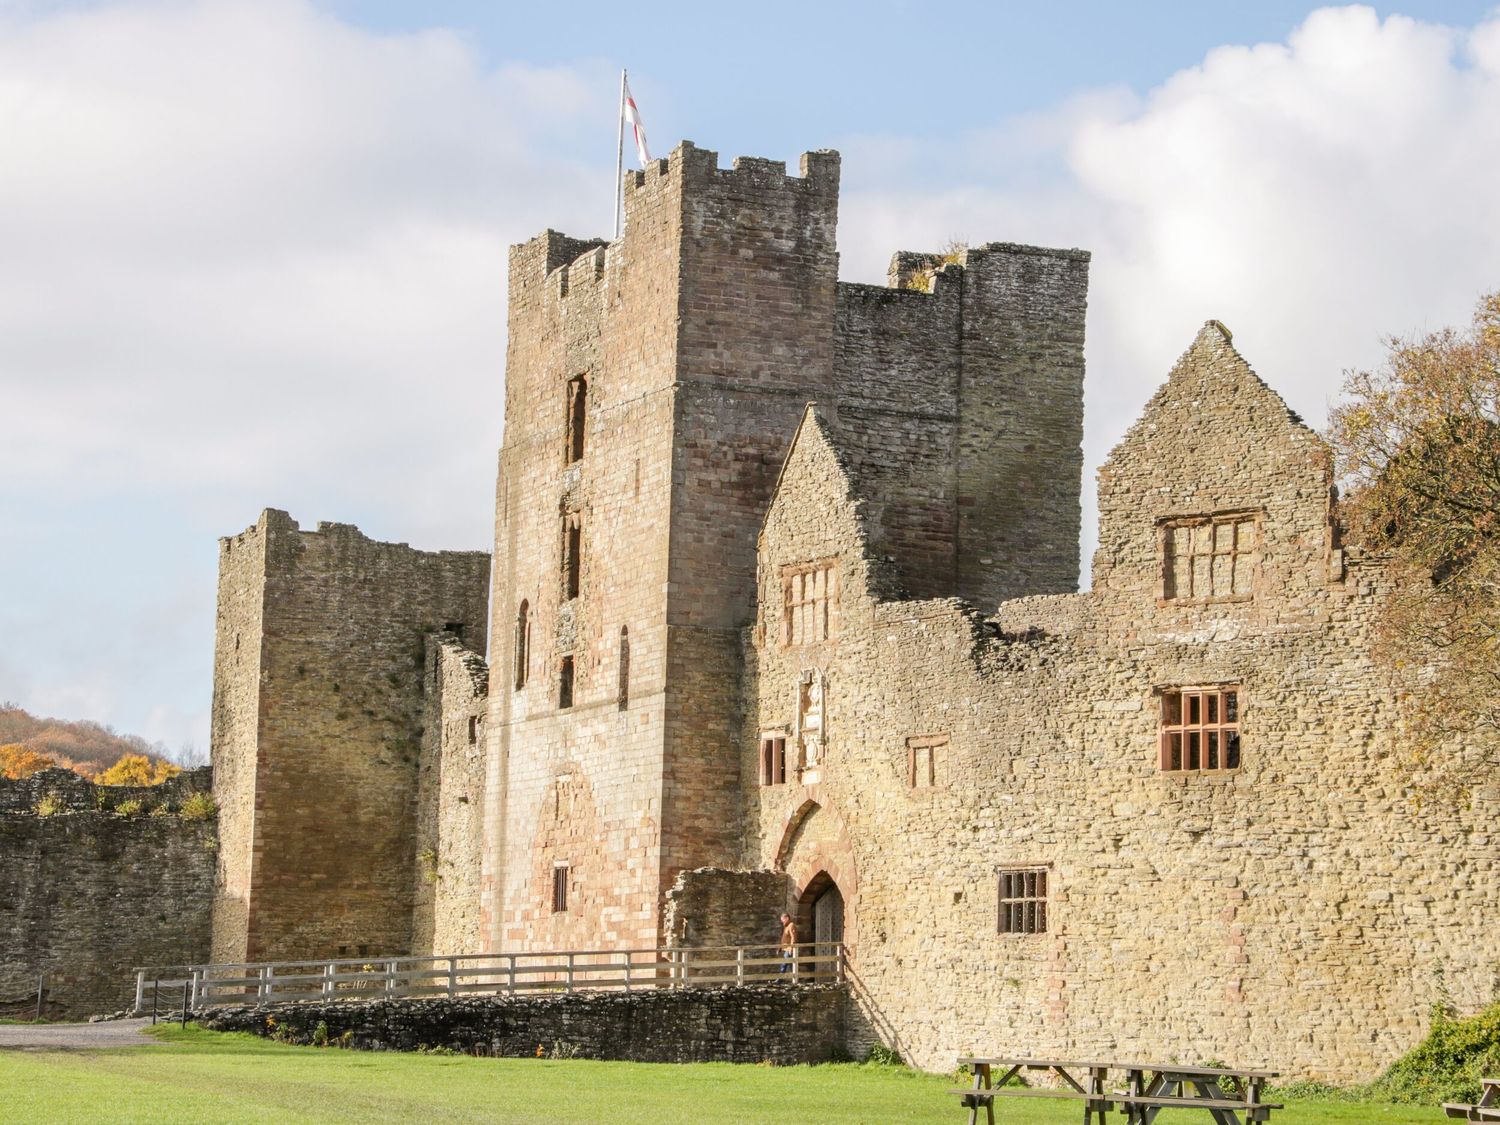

{"left": 796, "top": 667, "right": 826, "bottom": 781}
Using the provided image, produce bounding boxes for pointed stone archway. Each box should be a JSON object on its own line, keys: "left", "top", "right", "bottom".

{"left": 773, "top": 797, "right": 857, "bottom": 961}
{"left": 801, "top": 871, "right": 844, "bottom": 945}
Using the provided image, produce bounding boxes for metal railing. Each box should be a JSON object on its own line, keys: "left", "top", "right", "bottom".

{"left": 133, "top": 942, "right": 844, "bottom": 1013}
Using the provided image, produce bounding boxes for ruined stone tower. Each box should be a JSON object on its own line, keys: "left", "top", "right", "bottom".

{"left": 484, "top": 141, "right": 1089, "bottom": 952}
{"left": 211, "top": 510, "right": 489, "bottom": 963}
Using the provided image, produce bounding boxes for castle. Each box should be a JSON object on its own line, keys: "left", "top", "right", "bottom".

{"left": 201, "top": 141, "right": 1497, "bottom": 1079}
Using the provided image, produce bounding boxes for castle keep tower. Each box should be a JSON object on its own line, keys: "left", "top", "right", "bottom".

{"left": 486, "top": 141, "right": 1090, "bottom": 952}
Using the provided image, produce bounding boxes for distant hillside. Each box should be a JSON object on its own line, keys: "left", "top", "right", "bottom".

{"left": 0, "top": 703, "right": 186, "bottom": 780}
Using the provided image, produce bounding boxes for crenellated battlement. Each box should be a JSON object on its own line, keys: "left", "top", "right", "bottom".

{"left": 621, "top": 140, "right": 839, "bottom": 202}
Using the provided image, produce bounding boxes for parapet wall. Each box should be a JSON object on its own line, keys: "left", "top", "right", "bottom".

{"left": 0, "top": 768, "right": 215, "bottom": 1019}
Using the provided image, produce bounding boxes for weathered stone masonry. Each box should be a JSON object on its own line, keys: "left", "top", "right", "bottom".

{"left": 201, "top": 984, "right": 848, "bottom": 1064}
{"left": 211, "top": 510, "right": 489, "bottom": 964}
{"left": 742, "top": 326, "right": 1499, "bottom": 1080}
{"left": 197, "top": 137, "right": 1500, "bottom": 1083}
{"left": 0, "top": 768, "right": 214, "bottom": 1019}
{"left": 483, "top": 140, "right": 1087, "bottom": 969}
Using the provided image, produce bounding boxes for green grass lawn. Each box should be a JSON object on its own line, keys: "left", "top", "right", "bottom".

{"left": 0, "top": 1025, "right": 1445, "bottom": 1124}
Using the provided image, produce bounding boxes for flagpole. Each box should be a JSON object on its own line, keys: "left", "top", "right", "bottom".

{"left": 613, "top": 68, "right": 626, "bottom": 239}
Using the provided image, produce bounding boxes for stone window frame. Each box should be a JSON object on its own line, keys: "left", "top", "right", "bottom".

{"left": 906, "top": 733, "right": 949, "bottom": 789}
{"left": 551, "top": 863, "right": 570, "bottom": 913}
{"left": 1159, "top": 684, "right": 1242, "bottom": 774}
{"left": 997, "top": 865, "right": 1049, "bottom": 935}
{"left": 759, "top": 730, "right": 789, "bottom": 786}
{"left": 781, "top": 557, "right": 839, "bottom": 647}
{"left": 1157, "top": 509, "right": 1262, "bottom": 605}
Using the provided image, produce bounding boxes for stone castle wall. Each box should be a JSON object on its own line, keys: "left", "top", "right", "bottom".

{"left": 189, "top": 139, "right": 1497, "bottom": 1085}
{"left": 0, "top": 768, "right": 214, "bottom": 1019}
{"left": 486, "top": 141, "right": 1091, "bottom": 956}
{"left": 487, "top": 208, "right": 679, "bottom": 954}
{"left": 212, "top": 510, "right": 489, "bottom": 963}
{"left": 412, "top": 634, "right": 489, "bottom": 955}
{"left": 741, "top": 327, "right": 1500, "bottom": 1082}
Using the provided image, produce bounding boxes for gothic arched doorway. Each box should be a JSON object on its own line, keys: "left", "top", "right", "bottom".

{"left": 798, "top": 871, "right": 844, "bottom": 979}
{"left": 812, "top": 881, "right": 844, "bottom": 946}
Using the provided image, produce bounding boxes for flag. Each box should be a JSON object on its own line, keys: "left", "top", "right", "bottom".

{"left": 623, "top": 77, "right": 652, "bottom": 168}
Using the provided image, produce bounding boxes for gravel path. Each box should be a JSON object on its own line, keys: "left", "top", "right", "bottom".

{"left": 0, "top": 1018, "right": 156, "bottom": 1050}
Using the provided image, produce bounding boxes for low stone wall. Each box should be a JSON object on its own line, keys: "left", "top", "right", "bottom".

{"left": 663, "top": 867, "right": 791, "bottom": 949}
{"left": 200, "top": 983, "right": 849, "bottom": 1063}
{"left": 0, "top": 768, "right": 216, "bottom": 1019}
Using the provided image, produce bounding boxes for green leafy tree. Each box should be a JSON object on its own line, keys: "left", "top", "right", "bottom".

{"left": 1328, "top": 289, "right": 1500, "bottom": 797}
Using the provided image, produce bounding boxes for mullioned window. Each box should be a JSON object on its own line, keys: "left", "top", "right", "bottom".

{"left": 1159, "top": 685, "right": 1242, "bottom": 772}
{"left": 1160, "top": 511, "right": 1259, "bottom": 602}
{"left": 782, "top": 559, "right": 838, "bottom": 646}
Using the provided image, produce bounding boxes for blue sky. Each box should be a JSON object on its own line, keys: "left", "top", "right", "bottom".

{"left": 2, "top": 0, "right": 1498, "bottom": 755}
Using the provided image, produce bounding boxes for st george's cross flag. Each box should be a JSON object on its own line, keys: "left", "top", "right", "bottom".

{"left": 623, "top": 76, "right": 652, "bottom": 167}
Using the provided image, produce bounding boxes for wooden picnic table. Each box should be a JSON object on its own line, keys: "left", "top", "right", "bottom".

{"left": 952, "top": 1056, "right": 1281, "bottom": 1125}
{"left": 1445, "top": 1077, "right": 1500, "bottom": 1122}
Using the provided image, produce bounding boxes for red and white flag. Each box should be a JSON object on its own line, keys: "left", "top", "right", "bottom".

{"left": 623, "top": 77, "right": 652, "bottom": 168}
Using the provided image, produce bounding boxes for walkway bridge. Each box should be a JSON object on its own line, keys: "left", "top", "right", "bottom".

{"left": 131, "top": 942, "right": 845, "bottom": 1015}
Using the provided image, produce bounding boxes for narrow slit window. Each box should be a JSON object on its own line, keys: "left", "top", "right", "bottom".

{"left": 998, "top": 868, "right": 1048, "bottom": 934}
{"left": 552, "top": 864, "right": 569, "bottom": 913}
{"left": 565, "top": 377, "right": 587, "bottom": 464}
{"left": 558, "top": 656, "right": 574, "bottom": 710}
{"left": 467, "top": 715, "right": 478, "bottom": 745}
{"left": 514, "top": 600, "right": 530, "bottom": 691}
{"left": 563, "top": 515, "right": 582, "bottom": 600}
{"left": 617, "top": 626, "right": 630, "bottom": 710}
{"left": 1159, "top": 686, "right": 1242, "bottom": 773}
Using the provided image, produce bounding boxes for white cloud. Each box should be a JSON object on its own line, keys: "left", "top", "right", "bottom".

{"left": 0, "top": 0, "right": 613, "bottom": 516}
{"left": 837, "top": 5, "right": 1500, "bottom": 576}
{"left": 0, "top": 0, "right": 614, "bottom": 744}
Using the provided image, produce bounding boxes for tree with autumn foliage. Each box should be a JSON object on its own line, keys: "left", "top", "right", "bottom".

{"left": 1328, "top": 289, "right": 1500, "bottom": 797}
{"left": 0, "top": 743, "right": 58, "bottom": 779}
{"left": 96, "top": 753, "right": 181, "bottom": 787}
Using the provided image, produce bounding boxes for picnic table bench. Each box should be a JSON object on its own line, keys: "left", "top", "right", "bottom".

{"left": 952, "top": 1057, "right": 1281, "bottom": 1124}
{"left": 1445, "top": 1078, "right": 1500, "bottom": 1122}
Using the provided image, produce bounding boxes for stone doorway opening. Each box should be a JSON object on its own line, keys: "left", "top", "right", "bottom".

{"left": 798, "top": 870, "right": 844, "bottom": 972}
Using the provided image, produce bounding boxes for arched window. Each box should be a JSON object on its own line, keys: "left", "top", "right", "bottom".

{"left": 565, "top": 376, "right": 587, "bottom": 464}
{"left": 514, "top": 600, "right": 530, "bottom": 691}
{"left": 617, "top": 626, "right": 630, "bottom": 710}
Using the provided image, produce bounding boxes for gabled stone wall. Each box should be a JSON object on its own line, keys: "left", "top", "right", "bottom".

{"left": 742, "top": 329, "right": 1500, "bottom": 1082}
